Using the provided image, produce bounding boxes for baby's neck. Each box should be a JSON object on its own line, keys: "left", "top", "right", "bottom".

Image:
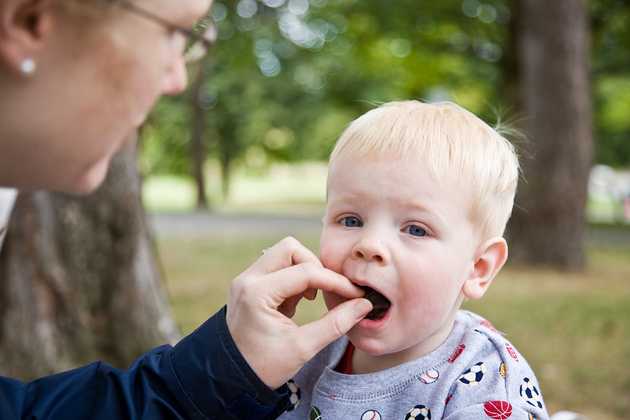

{"left": 351, "top": 318, "right": 456, "bottom": 374}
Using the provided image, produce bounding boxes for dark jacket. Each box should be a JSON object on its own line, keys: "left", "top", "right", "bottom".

{"left": 0, "top": 307, "right": 291, "bottom": 419}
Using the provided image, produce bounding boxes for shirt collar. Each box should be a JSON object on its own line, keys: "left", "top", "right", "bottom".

{"left": 0, "top": 188, "right": 17, "bottom": 251}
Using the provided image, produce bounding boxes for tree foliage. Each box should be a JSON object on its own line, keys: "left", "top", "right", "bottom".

{"left": 141, "top": 0, "right": 630, "bottom": 193}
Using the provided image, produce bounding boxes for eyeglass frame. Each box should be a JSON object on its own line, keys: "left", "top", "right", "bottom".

{"left": 116, "top": 0, "right": 215, "bottom": 63}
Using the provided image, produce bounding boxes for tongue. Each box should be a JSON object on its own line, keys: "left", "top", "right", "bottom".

{"left": 360, "top": 286, "right": 391, "bottom": 320}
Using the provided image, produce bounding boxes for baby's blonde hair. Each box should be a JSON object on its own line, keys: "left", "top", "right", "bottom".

{"left": 329, "top": 100, "right": 519, "bottom": 240}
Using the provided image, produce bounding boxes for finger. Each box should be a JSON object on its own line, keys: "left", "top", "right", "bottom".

{"left": 264, "top": 263, "right": 363, "bottom": 307}
{"left": 249, "top": 237, "right": 322, "bottom": 276}
{"left": 294, "top": 298, "right": 372, "bottom": 356}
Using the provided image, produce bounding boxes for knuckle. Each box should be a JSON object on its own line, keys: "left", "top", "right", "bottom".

{"left": 232, "top": 275, "right": 257, "bottom": 298}
{"left": 331, "top": 315, "right": 346, "bottom": 339}
{"left": 299, "top": 262, "right": 318, "bottom": 278}
{"left": 281, "top": 236, "right": 299, "bottom": 249}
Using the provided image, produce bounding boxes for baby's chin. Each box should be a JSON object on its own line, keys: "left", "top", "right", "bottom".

{"left": 347, "top": 331, "right": 392, "bottom": 357}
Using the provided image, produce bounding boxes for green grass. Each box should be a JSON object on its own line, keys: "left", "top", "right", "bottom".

{"left": 143, "top": 162, "right": 327, "bottom": 215}
{"left": 158, "top": 232, "right": 630, "bottom": 420}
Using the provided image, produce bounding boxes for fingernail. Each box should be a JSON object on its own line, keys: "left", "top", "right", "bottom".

{"left": 355, "top": 298, "right": 373, "bottom": 319}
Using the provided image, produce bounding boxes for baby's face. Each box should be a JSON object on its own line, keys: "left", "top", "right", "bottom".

{"left": 320, "top": 153, "right": 480, "bottom": 365}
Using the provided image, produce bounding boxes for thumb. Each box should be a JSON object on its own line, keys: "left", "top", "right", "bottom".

{"left": 295, "top": 298, "right": 372, "bottom": 357}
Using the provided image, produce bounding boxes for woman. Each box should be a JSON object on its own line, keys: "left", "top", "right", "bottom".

{"left": 0, "top": 0, "right": 372, "bottom": 418}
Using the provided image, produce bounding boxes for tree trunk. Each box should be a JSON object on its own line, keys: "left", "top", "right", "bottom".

{"left": 190, "top": 57, "right": 213, "bottom": 210}
{"left": 0, "top": 141, "right": 180, "bottom": 380}
{"left": 507, "top": 0, "right": 593, "bottom": 270}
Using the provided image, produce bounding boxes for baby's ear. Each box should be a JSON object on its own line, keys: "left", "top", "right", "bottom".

{"left": 462, "top": 237, "right": 508, "bottom": 300}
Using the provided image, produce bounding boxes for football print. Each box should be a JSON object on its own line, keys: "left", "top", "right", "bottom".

{"left": 483, "top": 400, "right": 513, "bottom": 419}
{"left": 520, "top": 377, "right": 544, "bottom": 409}
{"left": 458, "top": 361, "right": 487, "bottom": 385}
{"left": 499, "top": 362, "right": 507, "bottom": 378}
{"left": 361, "top": 409, "right": 381, "bottom": 420}
{"left": 405, "top": 404, "right": 431, "bottom": 419}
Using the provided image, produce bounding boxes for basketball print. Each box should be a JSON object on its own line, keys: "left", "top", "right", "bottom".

{"left": 483, "top": 400, "right": 513, "bottom": 419}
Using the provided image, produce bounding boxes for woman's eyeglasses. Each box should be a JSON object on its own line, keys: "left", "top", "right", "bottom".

{"left": 117, "top": 0, "right": 215, "bottom": 64}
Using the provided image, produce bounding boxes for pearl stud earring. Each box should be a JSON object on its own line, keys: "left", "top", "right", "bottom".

{"left": 20, "top": 58, "right": 36, "bottom": 75}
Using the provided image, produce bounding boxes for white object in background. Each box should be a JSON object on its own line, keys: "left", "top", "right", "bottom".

{"left": 550, "top": 411, "right": 589, "bottom": 420}
{"left": 0, "top": 188, "right": 17, "bottom": 251}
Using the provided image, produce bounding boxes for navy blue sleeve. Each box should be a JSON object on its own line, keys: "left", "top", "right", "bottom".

{"left": 0, "top": 306, "right": 291, "bottom": 419}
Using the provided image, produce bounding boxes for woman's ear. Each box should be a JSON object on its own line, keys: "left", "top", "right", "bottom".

{"left": 0, "top": 0, "right": 54, "bottom": 74}
{"left": 462, "top": 237, "right": 508, "bottom": 300}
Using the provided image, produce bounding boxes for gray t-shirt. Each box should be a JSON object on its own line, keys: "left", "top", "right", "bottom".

{"left": 280, "top": 310, "right": 549, "bottom": 419}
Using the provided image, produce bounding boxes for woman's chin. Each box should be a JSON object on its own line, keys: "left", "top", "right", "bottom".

{"left": 72, "top": 159, "right": 111, "bottom": 194}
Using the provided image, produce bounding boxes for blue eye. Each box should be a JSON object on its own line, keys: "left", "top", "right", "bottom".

{"left": 340, "top": 216, "right": 363, "bottom": 227}
{"left": 406, "top": 224, "right": 427, "bottom": 237}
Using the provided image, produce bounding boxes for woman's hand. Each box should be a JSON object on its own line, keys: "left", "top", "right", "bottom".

{"left": 226, "top": 236, "right": 372, "bottom": 389}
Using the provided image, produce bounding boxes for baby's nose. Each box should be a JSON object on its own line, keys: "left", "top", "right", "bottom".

{"left": 352, "top": 237, "right": 389, "bottom": 265}
{"left": 353, "top": 247, "right": 385, "bottom": 263}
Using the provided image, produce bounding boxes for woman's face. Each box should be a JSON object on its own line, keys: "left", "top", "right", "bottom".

{"left": 2, "top": 0, "right": 212, "bottom": 192}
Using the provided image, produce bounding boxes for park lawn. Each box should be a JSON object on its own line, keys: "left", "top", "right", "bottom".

{"left": 158, "top": 234, "right": 630, "bottom": 420}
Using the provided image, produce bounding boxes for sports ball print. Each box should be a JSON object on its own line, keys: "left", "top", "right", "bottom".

{"left": 361, "top": 409, "right": 381, "bottom": 420}
{"left": 499, "top": 362, "right": 507, "bottom": 378}
{"left": 310, "top": 406, "right": 323, "bottom": 420}
{"left": 286, "top": 380, "right": 301, "bottom": 411}
{"left": 520, "top": 377, "right": 544, "bottom": 409}
{"left": 505, "top": 343, "right": 519, "bottom": 362}
{"left": 483, "top": 400, "right": 513, "bottom": 419}
{"left": 458, "top": 361, "right": 487, "bottom": 385}
{"left": 448, "top": 343, "right": 466, "bottom": 363}
{"left": 405, "top": 404, "right": 432, "bottom": 419}
{"left": 419, "top": 368, "right": 440, "bottom": 384}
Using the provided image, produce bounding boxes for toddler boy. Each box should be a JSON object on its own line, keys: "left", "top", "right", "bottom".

{"left": 280, "top": 101, "right": 548, "bottom": 419}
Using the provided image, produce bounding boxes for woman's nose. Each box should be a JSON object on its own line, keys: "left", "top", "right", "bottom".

{"left": 162, "top": 56, "right": 188, "bottom": 96}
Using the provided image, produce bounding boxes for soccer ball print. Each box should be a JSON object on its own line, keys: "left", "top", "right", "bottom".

{"left": 309, "top": 406, "right": 323, "bottom": 420}
{"left": 361, "top": 409, "right": 381, "bottom": 420}
{"left": 286, "top": 380, "right": 300, "bottom": 411}
{"left": 519, "top": 377, "right": 544, "bottom": 409}
{"left": 483, "top": 400, "right": 513, "bottom": 419}
{"left": 458, "top": 361, "right": 487, "bottom": 385}
{"left": 405, "top": 404, "right": 431, "bottom": 419}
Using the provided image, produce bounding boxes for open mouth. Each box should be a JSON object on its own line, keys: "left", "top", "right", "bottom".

{"left": 360, "top": 286, "right": 391, "bottom": 320}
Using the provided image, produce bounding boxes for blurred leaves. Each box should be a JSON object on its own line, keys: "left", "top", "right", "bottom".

{"left": 141, "top": 0, "right": 630, "bottom": 197}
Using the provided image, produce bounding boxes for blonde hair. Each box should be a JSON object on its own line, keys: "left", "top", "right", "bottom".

{"left": 329, "top": 100, "right": 519, "bottom": 240}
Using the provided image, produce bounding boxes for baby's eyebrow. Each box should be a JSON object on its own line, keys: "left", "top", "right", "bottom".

{"left": 401, "top": 200, "right": 446, "bottom": 226}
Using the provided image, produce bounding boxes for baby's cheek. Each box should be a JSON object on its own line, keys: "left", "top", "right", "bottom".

{"left": 318, "top": 247, "right": 338, "bottom": 271}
